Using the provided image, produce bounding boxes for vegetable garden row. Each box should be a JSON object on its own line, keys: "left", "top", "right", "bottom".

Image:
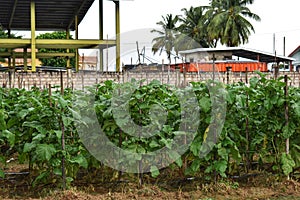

{"left": 0, "top": 72, "right": 300, "bottom": 188}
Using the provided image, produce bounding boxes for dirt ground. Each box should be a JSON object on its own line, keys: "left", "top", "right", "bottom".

{"left": 1, "top": 162, "right": 300, "bottom": 200}
{"left": 1, "top": 172, "right": 300, "bottom": 200}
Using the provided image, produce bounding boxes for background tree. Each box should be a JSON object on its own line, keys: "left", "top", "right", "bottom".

{"left": 177, "top": 6, "right": 216, "bottom": 49}
{"left": 151, "top": 14, "right": 179, "bottom": 63}
{"left": 36, "top": 31, "right": 75, "bottom": 67}
{"left": 0, "top": 26, "right": 22, "bottom": 63}
{"left": 151, "top": 0, "right": 260, "bottom": 56}
{"left": 206, "top": 0, "right": 260, "bottom": 47}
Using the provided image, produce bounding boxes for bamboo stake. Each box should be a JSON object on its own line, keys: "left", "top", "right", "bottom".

{"left": 60, "top": 70, "right": 66, "bottom": 189}
{"left": 284, "top": 75, "right": 289, "bottom": 155}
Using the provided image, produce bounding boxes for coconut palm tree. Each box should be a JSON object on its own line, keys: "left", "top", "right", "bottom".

{"left": 207, "top": 0, "right": 260, "bottom": 47}
{"left": 151, "top": 14, "right": 179, "bottom": 63}
{"left": 177, "top": 6, "right": 216, "bottom": 49}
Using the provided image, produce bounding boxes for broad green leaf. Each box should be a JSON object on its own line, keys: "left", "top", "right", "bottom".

{"left": 35, "top": 144, "right": 57, "bottom": 161}
{"left": 0, "top": 169, "right": 5, "bottom": 178}
{"left": 149, "top": 140, "right": 160, "bottom": 149}
{"left": 168, "top": 150, "right": 182, "bottom": 167}
{"left": 230, "top": 145, "right": 242, "bottom": 162}
{"left": 23, "top": 142, "right": 36, "bottom": 153}
{"left": 54, "top": 130, "right": 62, "bottom": 140}
{"left": 159, "top": 138, "right": 172, "bottom": 149}
{"left": 214, "top": 160, "right": 227, "bottom": 177}
{"left": 1, "top": 130, "right": 15, "bottom": 147}
{"left": 32, "top": 171, "right": 50, "bottom": 187}
{"left": 32, "top": 133, "right": 46, "bottom": 142}
{"left": 53, "top": 168, "right": 62, "bottom": 176}
{"left": 190, "top": 135, "right": 202, "bottom": 156}
{"left": 281, "top": 153, "right": 295, "bottom": 176}
{"left": 0, "top": 110, "right": 7, "bottom": 131}
{"left": 217, "top": 147, "right": 228, "bottom": 160}
{"left": 23, "top": 121, "right": 41, "bottom": 128}
{"left": 190, "top": 159, "right": 201, "bottom": 173}
{"left": 17, "top": 109, "right": 30, "bottom": 119}
{"left": 175, "top": 157, "right": 183, "bottom": 168}
{"left": 199, "top": 96, "right": 211, "bottom": 113}
{"left": 68, "top": 107, "right": 81, "bottom": 120}
{"left": 150, "top": 165, "right": 160, "bottom": 178}
{"left": 62, "top": 116, "right": 73, "bottom": 127}
{"left": 69, "top": 154, "right": 88, "bottom": 169}
{"left": 0, "top": 155, "right": 5, "bottom": 164}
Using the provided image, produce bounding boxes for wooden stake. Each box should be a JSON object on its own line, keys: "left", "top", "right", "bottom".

{"left": 284, "top": 75, "right": 289, "bottom": 155}
{"left": 60, "top": 70, "right": 66, "bottom": 189}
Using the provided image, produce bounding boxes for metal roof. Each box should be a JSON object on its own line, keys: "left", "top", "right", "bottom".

{"left": 288, "top": 45, "right": 300, "bottom": 57}
{"left": 179, "top": 47, "right": 295, "bottom": 63}
{"left": 0, "top": 0, "right": 95, "bottom": 31}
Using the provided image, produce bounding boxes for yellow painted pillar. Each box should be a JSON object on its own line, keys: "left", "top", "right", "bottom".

{"left": 115, "top": 1, "right": 120, "bottom": 72}
{"left": 30, "top": 0, "right": 36, "bottom": 72}
{"left": 7, "top": 30, "right": 12, "bottom": 69}
{"left": 99, "top": 0, "right": 104, "bottom": 71}
{"left": 75, "top": 15, "right": 79, "bottom": 72}
{"left": 66, "top": 29, "right": 70, "bottom": 68}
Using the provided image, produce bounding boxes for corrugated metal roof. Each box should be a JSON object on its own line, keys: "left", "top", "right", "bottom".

{"left": 0, "top": 0, "right": 95, "bottom": 31}
{"left": 179, "top": 47, "right": 295, "bottom": 63}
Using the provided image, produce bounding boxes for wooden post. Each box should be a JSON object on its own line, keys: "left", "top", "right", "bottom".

{"left": 245, "top": 90, "right": 250, "bottom": 172}
{"left": 212, "top": 54, "right": 215, "bottom": 82}
{"left": 284, "top": 75, "right": 289, "bottom": 156}
{"left": 48, "top": 84, "right": 52, "bottom": 107}
{"left": 60, "top": 70, "right": 66, "bottom": 189}
{"left": 245, "top": 67, "right": 248, "bottom": 84}
{"left": 75, "top": 15, "right": 79, "bottom": 72}
{"left": 162, "top": 59, "right": 164, "bottom": 84}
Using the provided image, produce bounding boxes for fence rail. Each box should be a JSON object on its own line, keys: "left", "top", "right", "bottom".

{"left": 1, "top": 70, "right": 300, "bottom": 89}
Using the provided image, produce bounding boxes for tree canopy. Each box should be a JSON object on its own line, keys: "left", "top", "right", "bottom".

{"left": 36, "top": 31, "right": 75, "bottom": 68}
{"left": 0, "top": 26, "right": 22, "bottom": 63}
{"left": 151, "top": 0, "right": 260, "bottom": 60}
{"left": 151, "top": 14, "right": 179, "bottom": 63}
{"left": 206, "top": 0, "right": 261, "bottom": 47}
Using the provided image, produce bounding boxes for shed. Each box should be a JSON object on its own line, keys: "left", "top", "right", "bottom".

{"left": 179, "top": 47, "right": 294, "bottom": 64}
{"left": 0, "top": 0, "right": 121, "bottom": 72}
{"left": 288, "top": 45, "right": 300, "bottom": 71}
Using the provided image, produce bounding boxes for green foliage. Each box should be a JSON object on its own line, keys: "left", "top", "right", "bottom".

{"left": 151, "top": 14, "right": 179, "bottom": 63}
{"left": 0, "top": 74, "right": 299, "bottom": 188}
{"left": 0, "top": 26, "right": 22, "bottom": 62}
{"left": 206, "top": 0, "right": 261, "bottom": 46}
{"left": 178, "top": 6, "right": 216, "bottom": 48}
{"left": 281, "top": 153, "right": 295, "bottom": 176}
{"left": 36, "top": 31, "right": 75, "bottom": 67}
{"left": 151, "top": 0, "right": 260, "bottom": 54}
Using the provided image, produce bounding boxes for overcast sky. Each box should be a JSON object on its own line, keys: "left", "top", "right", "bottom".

{"left": 77, "top": 0, "right": 300, "bottom": 58}
{"left": 17, "top": 0, "right": 298, "bottom": 68}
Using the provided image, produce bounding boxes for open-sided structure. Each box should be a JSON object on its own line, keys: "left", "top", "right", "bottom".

{"left": 0, "top": 0, "right": 120, "bottom": 72}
